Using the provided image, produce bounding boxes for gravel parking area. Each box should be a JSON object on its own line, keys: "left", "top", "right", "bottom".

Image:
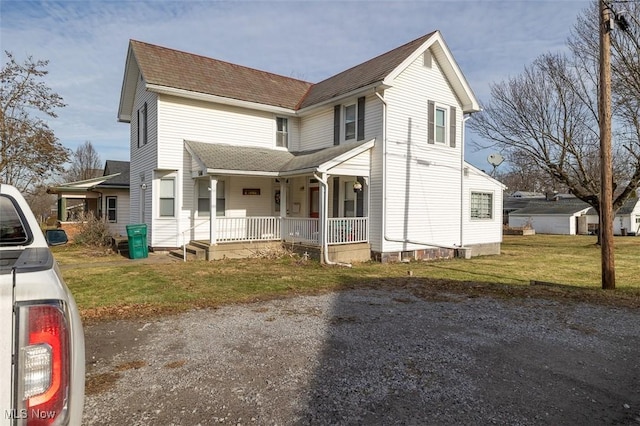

{"left": 83, "top": 289, "right": 640, "bottom": 425}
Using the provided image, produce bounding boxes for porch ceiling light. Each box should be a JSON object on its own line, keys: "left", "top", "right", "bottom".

{"left": 353, "top": 181, "right": 363, "bottom": 192}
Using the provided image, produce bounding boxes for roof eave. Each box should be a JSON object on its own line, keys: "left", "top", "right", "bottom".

{"left": 118, "top": 43, "right": 139, "bottom": 123}
{"left": 148, "top": 84, "right": 297, "bottom": 115}
{"left": 295, "top": 82, "right": 391, "bottom": 116}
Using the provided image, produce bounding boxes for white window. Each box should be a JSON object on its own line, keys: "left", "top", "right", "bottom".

{"left": 106, "top": 196, "right": 117, "bottom": 223}
{"left": 276, "top": 117, "right": 288, "bottom": 148}
{"left": 216, "top": 181, "right": 226, "bottom": 217}
{"left": 435, "top": 106, "right": 446, "bottom": 144}
{"left": 138, "top": 102, "right": 148, "bottom": 147}
{"left": 344, "top": 104, "right": 356, "bottom": 140}
{"left": 198, "top": 180, "right": 210, "bottom": 217}
{"left": 343, "top": 182, "right": 356, "bottom": 217}
{"left": 159, "top": 178, "right": 175, "bottom": 217}
{"left": 471, "top": 192, "right": 493, "bottom": 220}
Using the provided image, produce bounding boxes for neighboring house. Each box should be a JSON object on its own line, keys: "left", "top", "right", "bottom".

{"left": 585, "top": 197, "right": 640, "bottom": 236}
{"left": 506, "top": 195, "right": 640, "bottom": 236}
{"left": 48, "top": 160, "right": 130, "bottom": 237}
{"left": 117, "top": 31, "right": 504, "bottom": 262}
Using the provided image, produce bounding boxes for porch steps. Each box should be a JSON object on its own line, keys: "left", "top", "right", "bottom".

{"left": 169, "top": 243, "right": 207, "bottom": 261}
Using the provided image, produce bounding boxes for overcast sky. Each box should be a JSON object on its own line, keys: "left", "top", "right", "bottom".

{"left": 1, "top": 0, "right": 591, "bottom": 171}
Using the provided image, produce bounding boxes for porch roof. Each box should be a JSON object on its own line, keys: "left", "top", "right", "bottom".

{"left": 185, "top": 139, "right": 373, "bottom": 177}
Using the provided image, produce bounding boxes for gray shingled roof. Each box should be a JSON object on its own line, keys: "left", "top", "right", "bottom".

{"left": 96, "top": 160, "right": 130, "bottom": 188}
{"left": 131, "top": 32, "right": 436, "bottom": 111}
{"left": 130, "top": 40, "right": 313, "bottom": 110}
{"left": 185, "top": 140, "right": 371, "bottom": 175}
{"left": 297, "top": 32, "right": 436, "bottom": 109}
{"left": 508, "top": 198, "right": 592, "bottom": 215}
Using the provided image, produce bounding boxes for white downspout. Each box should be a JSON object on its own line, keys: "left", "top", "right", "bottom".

{"left": 314, "top": 172, "right": 352, "bottom": 268}
{"left": 376, "top": 89, "right": 462, "bottom": 252}
{"left": 460, "top": 114, "right": 472, "bottom": 248}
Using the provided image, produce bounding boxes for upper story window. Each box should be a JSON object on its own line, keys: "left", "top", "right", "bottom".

{"left": 428, "top": 101, "right": 456, "bottom": 147}
{"left": 334, "top": 96, "right": 366, "bottom": 145}
{"left": 435, "top": 106, "right": 446, "bottom": 144}
{"left": 276, "top": 117, "right": 288, "bottom": 148}
{"left": 470, "top": 192, "right": 493, "bottom": 220}
{"left": 138, "top": 102, "right": 148, "bottom": 148}
{"left": 344, "top": 104, "right": 356, "bottom": 141}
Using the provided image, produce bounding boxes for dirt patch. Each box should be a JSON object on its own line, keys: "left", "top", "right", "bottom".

{"left": 82, "top": 288, "right": 640, "bottom": 425}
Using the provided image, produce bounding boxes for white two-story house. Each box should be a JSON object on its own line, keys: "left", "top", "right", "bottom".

{"left": 117, "top": 30, "right": 504, "bottom": 262}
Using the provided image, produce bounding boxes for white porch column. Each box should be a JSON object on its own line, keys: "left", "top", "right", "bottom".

{"left": 209, "top": 176, "right": 217, "bottom": 245}
{"left": 318, "top": 173, "right": 328, "bottom": 248}
{"left": 279, "top": 180, "right": 287, "bottom": 217}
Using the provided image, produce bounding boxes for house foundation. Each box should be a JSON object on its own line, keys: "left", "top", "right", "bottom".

{"left": 372, "top": 242, "right": 500, "bottom": 263}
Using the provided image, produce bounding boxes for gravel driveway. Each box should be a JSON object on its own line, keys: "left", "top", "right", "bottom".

{"left": 83, "top": 289, "right": 640, "bottom": 425}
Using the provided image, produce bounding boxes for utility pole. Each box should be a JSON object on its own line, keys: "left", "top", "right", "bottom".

{"left": 599, "top": 0, "right": 615, "bottom": 290}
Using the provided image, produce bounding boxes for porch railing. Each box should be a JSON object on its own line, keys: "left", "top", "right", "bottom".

{"left": 208, "top": 216, "right": 368, "bottom": 245}
{"left": 282, "top": 217, "right": 319, "bottom": 244}
{"left": 327, "top": 217, "right": 368, "bottom": 245}
{"left": 216, "top": 216, "right": 281, "bottom": 242}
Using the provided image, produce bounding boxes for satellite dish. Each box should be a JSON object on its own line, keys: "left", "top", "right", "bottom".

{"left": 487, "top": 153, "right": 504, "bottom": 167}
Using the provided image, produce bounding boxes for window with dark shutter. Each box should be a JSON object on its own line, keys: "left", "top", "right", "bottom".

{"left": 333, "top": 105, "right": 341, "bottom": 145}
{"left": 427, "top": 101, "right": 435, "bottom": 144}
{"left": 449, "top": 106, "right": 456, "bottom": 148}
{"left": 357, "top": 96, "right": 365, "bottom": 141}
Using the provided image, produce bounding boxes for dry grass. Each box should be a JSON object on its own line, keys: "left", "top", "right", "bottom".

{"left": 56, "top": 235, "right": 640, "bottom": 323}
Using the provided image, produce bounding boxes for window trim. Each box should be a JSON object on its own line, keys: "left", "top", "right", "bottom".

{"left": 470, "top": 191, "right": 494, "bottom": 220}
{"left": 197, "top": 179, "right": 210, "bottom": 218}
{"left": 434, "top": 105, "right": 447, "bottom": 144}
{"left": 137, "top": 102, "right": 148, "bottom": 148}
{"left": 344, "top": 103, "right": 357, "bottom": 141}
{"left": 159, "top": 177, "right": 176, "bottom": 218}
{"left": 105, "top": 196, "right": 117, "bottom": 223}
{"left": 276, "top": 117, "right": 288, "bottom": 148}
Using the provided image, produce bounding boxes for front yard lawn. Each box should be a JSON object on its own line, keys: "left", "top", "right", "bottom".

{"left": 56, "top": 235, "right": 640, "bottom": 322}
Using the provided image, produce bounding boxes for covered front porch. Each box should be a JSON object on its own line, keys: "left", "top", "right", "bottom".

{"left": 180, "top": 139, "right": 374, "bottom": 262}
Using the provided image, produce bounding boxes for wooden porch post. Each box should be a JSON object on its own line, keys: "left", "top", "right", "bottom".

{"left": 57, "top": 196, "right": 66, "bottom": 221}
{"left": 319, "top": 173, "right": 328, "bottom": 248}
{"left": 279, "top": 180, "right": 287, "bottom": 217}
{"left": 209, "top": 176, "right": 217, "bottom": 245}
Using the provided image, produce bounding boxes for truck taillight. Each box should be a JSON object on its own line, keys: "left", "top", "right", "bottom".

{"left": 15, "top": 303, "right": 70, "bottom": 426}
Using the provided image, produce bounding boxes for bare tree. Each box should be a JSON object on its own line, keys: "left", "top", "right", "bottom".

{"left": 65, "top": 140, "right": 102, "bottom": 182}
{"left": 0, "top": 52, "right": 70, "bottom": 194}
{"left": 469, "top": 3, "right": 640, "bottom": 218}
{"left": 24, "top": 184, "right": 57, "bottom": 224}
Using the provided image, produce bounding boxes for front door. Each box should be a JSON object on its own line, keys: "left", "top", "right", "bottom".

{"left": 309, "top": 186, "right": 319, "bottom": 218}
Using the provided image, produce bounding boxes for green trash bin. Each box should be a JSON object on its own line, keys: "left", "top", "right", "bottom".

{"left": 126, "top": 224, "right": 148, "bottom": 259}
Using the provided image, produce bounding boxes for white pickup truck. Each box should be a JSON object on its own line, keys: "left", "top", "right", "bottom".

{"left": 0, "top": 184, "right": 84, "bottom": 425}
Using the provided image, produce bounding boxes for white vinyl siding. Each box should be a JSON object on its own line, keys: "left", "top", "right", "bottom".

{"left": 300, "top": 107, "right": 334, "bottom": 151}
{"left": 130, "top": 76, "right": 157, "bottom": 243}
{"left": 381, "top": 53, "right": 464, "bottom": 252}
{"left": 462, "top": 165, "right": 504, "bottom": 245}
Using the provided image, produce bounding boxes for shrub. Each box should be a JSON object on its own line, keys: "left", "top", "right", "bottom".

{"left": 73, "top": 213, "right": 112, "bottom": 248}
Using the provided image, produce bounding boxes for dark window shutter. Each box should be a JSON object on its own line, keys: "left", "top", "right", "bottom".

{"left": 427, "top": 101, "right": 435, "bottom": 144}
{"left": 332, "top": 177, "right": 339, "bottom": 217}
{"left": 449, "top": 106, "right": 456, "bottom": 148}
{"left": 357, "top": 96, "right": 365, "bottom": 141}
{"left": 333, "top": 105, "right": 341, "bottom": 146}
{"left": 356, "top": 177, "right": 364, "bottom": 217}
